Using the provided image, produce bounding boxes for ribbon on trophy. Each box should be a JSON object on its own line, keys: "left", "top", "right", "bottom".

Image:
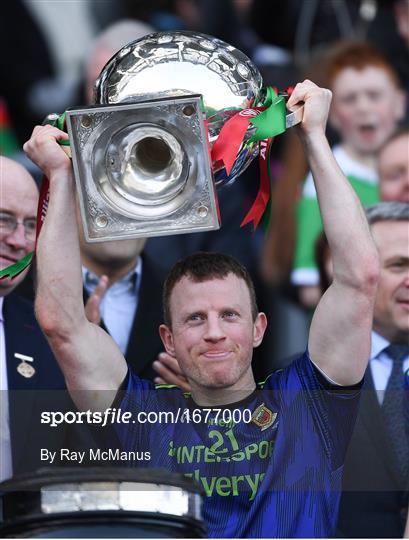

{"left": 211, "top": 86, "right": 291, "bottom": 231}
{"left": 0, "top": 114, "right": 69, "bottom": 281}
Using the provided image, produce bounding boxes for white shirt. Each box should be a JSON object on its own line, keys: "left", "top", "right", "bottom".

{"left": 370, "top": 330, "right": 409, "bottom": 405}
{"left": 82, "top": 258, "right": 143, "bottom": 355}
{"left": 0, "top": 296, "right": 13, "bottom": 481}
{"left": 302, "top": 145, "right": 378, "bottom": 200}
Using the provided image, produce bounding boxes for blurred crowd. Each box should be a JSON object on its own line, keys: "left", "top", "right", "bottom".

{"left": 0, "top": 0, "right": 408, "bottom": 537}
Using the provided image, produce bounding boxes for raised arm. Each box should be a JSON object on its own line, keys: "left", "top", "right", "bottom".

{"left": 288, "top": 81, "right": 380, "bottom": 385}
{"left": 23, "top": 126, "right": 127, "bottom": 409}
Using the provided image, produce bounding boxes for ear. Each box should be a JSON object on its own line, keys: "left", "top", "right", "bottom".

{"left": 159, "top": 324, "right": 176, "bottom": 356}
{"left": 253, "top": 312, "right": 268, "bottom": 348}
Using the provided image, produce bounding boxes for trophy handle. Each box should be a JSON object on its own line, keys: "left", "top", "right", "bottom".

{"left": 285, "top": 105, "right": 304, "bottom": 129}
{"left": 42, "top": 112, "right": 61, "bottom": 126}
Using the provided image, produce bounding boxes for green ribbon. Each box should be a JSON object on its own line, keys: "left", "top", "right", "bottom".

{"left": 57, "top": 111, "right": 70, "bottom": 145}
{"left": 248, "top": 87, "right": 286, "bottom": 142}
{"left": 0, "top": 251, "right": 34, "bottom": 280}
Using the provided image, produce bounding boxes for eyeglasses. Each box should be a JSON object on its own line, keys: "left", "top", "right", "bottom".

{"left": 0, "top": 212, "right": 37, "bottom": 241}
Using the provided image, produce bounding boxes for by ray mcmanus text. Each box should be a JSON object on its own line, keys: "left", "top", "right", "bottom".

{"left": 41, "top": 448, "right": 151, "bottom": 465}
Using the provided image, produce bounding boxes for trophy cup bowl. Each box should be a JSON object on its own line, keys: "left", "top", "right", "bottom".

{"left": 95, "top": 31, "right": 264, "bottom": 188}
{"left": 65, "top": 31, "right": 266, "bottom": 241}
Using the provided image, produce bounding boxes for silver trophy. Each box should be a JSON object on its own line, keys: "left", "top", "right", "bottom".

{"left": 65, "top": 31, "right": 301, "bottom": 242}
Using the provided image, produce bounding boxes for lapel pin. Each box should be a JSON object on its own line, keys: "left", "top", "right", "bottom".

{"left": 14, "top": 353, "right": 36, "bottom": 379}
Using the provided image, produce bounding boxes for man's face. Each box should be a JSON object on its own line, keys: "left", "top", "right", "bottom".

{"left": 379, "top": 134, "right": 409, "bottom": 203}
{"left": 330, "top": 66, "right": 404, "bottom": 155}
{"left": 76, "top": 201, "right": 146, "bottom": 273}
{"left": 372, "top": 220, "right": 409, "bottom": 343}
{"left": 78, "top": 232, "right": 146, "bottom": 272}
{"left": 160, "top": 274, "right": 267, "bottom": 394}
{"left": 0, "top": 159, "right": 38, "bottom": 295}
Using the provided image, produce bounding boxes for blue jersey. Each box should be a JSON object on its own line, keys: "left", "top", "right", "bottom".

{"left": 115, "top": 351, "right": 361, "bottom": 538}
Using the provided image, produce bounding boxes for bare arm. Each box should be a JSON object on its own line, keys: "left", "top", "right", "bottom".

{"left": 288, "top": 81, "right": 380, "bottom": 385}
{"left": 23, "top": 126, "right": 127, "bottom": 410}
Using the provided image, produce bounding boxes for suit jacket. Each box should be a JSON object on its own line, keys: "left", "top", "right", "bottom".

{"left": 3, "top": 293, "right": 119, "bottom": 476}
{"left": 3, "top": 292, "right": 69, "bottom": 475}
{"left": 337, "top": 367, "right": 407, "bottom": 538}
{"left": 83, "top": 255, "right": 165, "bottom": 380}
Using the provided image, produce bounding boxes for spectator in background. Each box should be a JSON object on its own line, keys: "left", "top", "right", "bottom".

{"left": 337, "top": 202, "right": 409, "bottom": 538}
{"left": 78, "top": 218, "right": 166, "bottom": 381}
{"left": 378, "top": 126, "right": 409, "bottom": 203}
{"left": 394, "top": 0, "right": 409, "bottom": 46}
{"left": 313, "top": 203, "right": 409, "bottom": 537}
{"left": 316, "top": 124, "right": 409, "bottom": 301}
{"left": 370, "top": 0, "right": 409, "bottom": 118}
{"left": 83, "top": 19, "right": 153, "bottom": 105}
{"left": 292, "top": 41, "right": 405, "bottom": 308}
{"left": 0, "top": 0, "right": 100, "bottom": 147}
{"left": 260, "top": 0, "right": 409, "bottom": 289}
{"left": 0, "top": 157, "right": 68, "bottom": 480}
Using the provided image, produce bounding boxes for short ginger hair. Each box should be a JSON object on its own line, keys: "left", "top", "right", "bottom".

{"left": 325, "top": 41, "right": 401, "bottom": 89}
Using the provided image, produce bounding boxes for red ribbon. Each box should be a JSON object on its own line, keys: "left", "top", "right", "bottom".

{"left": 210, "top": 86, "right": 291, "bottom": 231}
{"left": 35, "top": 176, "right": 50, "bottom": 247}
{"left": 211, "top": 107, "right": 263, "bottom": 175}
{"left": 240, "top": 137, "right": 273, "bottom": 230}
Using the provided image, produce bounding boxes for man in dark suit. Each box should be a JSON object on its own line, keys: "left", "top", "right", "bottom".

{"left": 337, "top": 201, "right": 409, "bottom": 538}
{"left": 0, "top": 156, "right": 68, "bottom": 480}
{"left": 2, "top": 293, "right": 68, "bottom": 476}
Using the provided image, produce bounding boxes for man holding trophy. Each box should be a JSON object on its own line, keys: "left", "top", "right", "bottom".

{"left": 22, "top": 33, "right": 379, "bottom": 537}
